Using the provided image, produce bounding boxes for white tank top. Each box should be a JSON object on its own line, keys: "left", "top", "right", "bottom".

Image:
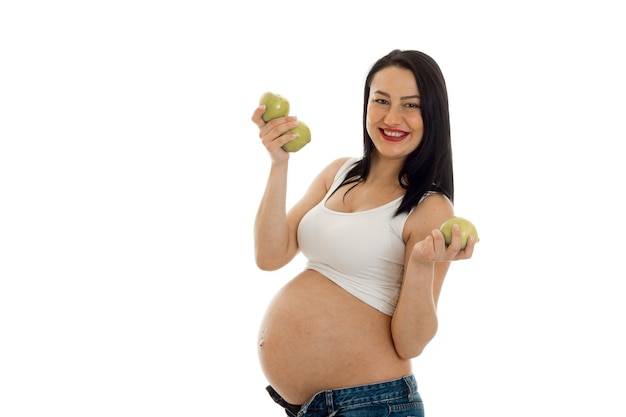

{"left": 297, "top": 158, "right": 412, "bottom": 316}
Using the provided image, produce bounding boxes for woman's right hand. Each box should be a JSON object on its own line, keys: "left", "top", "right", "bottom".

{"left": 251, "top": 105, "right": 299, "bottom": 164}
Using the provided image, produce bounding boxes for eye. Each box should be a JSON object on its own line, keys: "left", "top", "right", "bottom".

{"left": 405, "top": 102, "right": 420, "bottom": 109}
{"left": 374, "top": 98, "right": 390, "bottom": 105}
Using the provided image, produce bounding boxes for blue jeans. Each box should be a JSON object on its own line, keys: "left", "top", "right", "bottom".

{"left": 266, "top": 375, "right": 424, "bottom": 417}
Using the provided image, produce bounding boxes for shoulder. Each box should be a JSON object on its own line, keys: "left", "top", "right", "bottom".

{"left": 402, "top": 192, "right": 454, "bottom": 243}
{"left": 317, "top": 157, "right": 356, "bottom": 189}
{"left": 327, "top": 156, "right": 356, "bottom": 173}
{"left": 295, "top": 157, "right": 355, "bottom": 206}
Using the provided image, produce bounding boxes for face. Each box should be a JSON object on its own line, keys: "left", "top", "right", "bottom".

{"left": 366, "top": 66, "right": 424, "bottom": 160}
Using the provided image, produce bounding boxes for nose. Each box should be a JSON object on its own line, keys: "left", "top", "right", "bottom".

{"left": 384, "top": 105, "right": 402, "bottom": 125}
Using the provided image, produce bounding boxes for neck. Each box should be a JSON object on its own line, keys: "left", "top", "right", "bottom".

{"left": 369, "top": 153, "right": 405, "bottom": 185}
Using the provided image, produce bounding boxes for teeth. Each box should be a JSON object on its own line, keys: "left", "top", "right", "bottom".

{"left": 383, "top": 130, "right": 405, "bottom": 138}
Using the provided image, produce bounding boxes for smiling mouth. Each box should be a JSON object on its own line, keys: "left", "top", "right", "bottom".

{"left": 380, "top": 128, "right": 408, "bottom": 142}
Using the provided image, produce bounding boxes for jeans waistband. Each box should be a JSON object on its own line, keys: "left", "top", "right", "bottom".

{"left": 268, "top": 375, "right": 418, "bottom": 416}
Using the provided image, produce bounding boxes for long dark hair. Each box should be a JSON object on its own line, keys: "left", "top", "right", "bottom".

{"left": 338, "top": 49, "right": 454, "bottom": 216}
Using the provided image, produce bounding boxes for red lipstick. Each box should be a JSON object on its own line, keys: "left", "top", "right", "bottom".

{"left": 379, "top": 128, "right": 408, "bottom": 142}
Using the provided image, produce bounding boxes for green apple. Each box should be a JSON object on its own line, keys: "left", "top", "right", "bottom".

{"left": 259, "top": 91, "right": 290, "bottom": 122}
{"left": 439, "top": 216, "right": 478, "bottom": 250}
{"left": 282, "top": 121, "right": 311, "bottom": 152}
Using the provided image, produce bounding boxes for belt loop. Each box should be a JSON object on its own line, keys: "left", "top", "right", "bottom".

{"left": 403, "top": 375, "right": 416, "bottom": 401}
{"left": 325, "top": 390, "right": 334, "bottom": 415}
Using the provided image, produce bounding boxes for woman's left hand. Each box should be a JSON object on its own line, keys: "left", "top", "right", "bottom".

{"left": 409, "top": 224, "right": 477, "bottom": 265}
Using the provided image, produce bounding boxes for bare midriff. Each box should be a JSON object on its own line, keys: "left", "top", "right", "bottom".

{"left": 257, "top": 269, "right": 412, "bottom": 405}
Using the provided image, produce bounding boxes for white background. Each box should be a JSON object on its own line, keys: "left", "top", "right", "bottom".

{"left": 1, "top": 1, "right": 625, "bottom": 416}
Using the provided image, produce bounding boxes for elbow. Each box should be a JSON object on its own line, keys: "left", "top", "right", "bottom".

{"left": 255, "top": 250, "right": 289, "bottom": 271}
{"left": 396, "top": 344, "right": 426, "bottom": 360}
{"left": 255, "top": 242, "right": 296, "bottom": 271}
{"left": 394, "top": 327, "right": 438, "bottom": 360}
{"left": 255, "top": 255, "right": 281, "bottom": 271}
{"left": 256, "top": 262, "right": 281, "bottom": 272}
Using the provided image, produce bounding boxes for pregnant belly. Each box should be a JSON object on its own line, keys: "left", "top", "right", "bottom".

{"left": 257, "top": 269, "right": 411, "bottom": 405}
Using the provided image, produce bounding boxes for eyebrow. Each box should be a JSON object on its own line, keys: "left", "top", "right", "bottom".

{"left": 373, "top": 90, "right": 420, "bottom": 100}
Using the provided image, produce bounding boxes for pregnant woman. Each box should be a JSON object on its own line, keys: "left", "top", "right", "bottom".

{"left": 251, "top": 49, "right": 477, "bottom": 417}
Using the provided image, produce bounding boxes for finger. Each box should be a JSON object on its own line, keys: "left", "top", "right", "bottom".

{"left": 251, "top": 105, "right": 267, "bottom": 128}
{"left": 425, "top": 234, "right": 435, "bottom": 251}
{"left": 445, "top": 224, "right": 462, "bottom": 253}
{"left": 271, "top": 132, "right": 300, "bottom": 150}
{"left": 413, "top": 235, "right": 435, "bottom": 263}
{"left": 461, "top": 235, "right": 477, "bottom": 258}
{"left": 261, "top": 117, "right": 298, "bottom": 142}
{"left": 431, "top": 228, "right": 446, "bottom": 249}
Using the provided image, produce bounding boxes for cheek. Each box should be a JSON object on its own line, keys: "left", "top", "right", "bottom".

{"left": 365, "top": 121, "right": 376, "bottom": 140}
{"left": 366, "top": 108, "right": 385, "bottom": 131}
{"left": 365, "top": 109, "right": 377, "bottom": 134}
{"left": 365, "top": 109, "right": 384, "bottom": 131}
{"left": 409, "top": 114, "right": 424, "bottom": 131}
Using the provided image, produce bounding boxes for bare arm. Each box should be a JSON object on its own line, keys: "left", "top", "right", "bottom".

{"left": 253, "top": 159, "right": 292, "bottom": 270}
{"left": 254, "top": 158, "right": 348, "bottom": 270}
{"left": 251, "top": 105, "right": 349, "bottom": 270}
{"left": 391, "top": 194, "right": 477, "bottom": 359}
